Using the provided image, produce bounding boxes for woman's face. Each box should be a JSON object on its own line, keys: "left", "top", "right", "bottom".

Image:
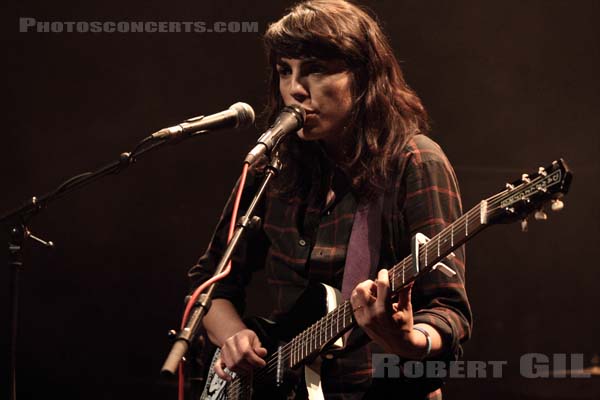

{"left": 276, "top": 57, "right": 354, "bottom": 150}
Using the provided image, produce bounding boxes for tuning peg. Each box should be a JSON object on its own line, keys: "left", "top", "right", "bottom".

{"left": 536, "top": 185, "right": 547, "bottom": 193}
{"left": 534, "top": 209, "right": 548, "bottom": 220}
{"left": 521, "top": 218, "right": 529, "bottom": 232}
{"left": 538, "top": 167, "right": 547, "bottom": 177}
{"left": 551, "top": 199, "right": 564, "bottom": 212}
{"left": 24, "top": 228, "right": 54, "bottom": 248}
{"left": 521, "top": 174, "right": 531, "bottom": 183}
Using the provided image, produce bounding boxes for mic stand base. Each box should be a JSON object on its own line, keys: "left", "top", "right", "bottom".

{"left": 8, "top": 224, "right": 25, "bottom": 400}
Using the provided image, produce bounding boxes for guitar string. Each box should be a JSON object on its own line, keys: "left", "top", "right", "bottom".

{"left": 230, "top": 301, "right": 354, "bottom": 394}
{"left": 224, "top": 176, "right": 560, "bottom": 396}
{"left": 224, "top": 303, "right": 348, "bottom": 398}
{"left": 388, "top": 179, "right": 560, "bottom": 287}
{"left": 225, "top": 302, "right": 357, "bottom": 398}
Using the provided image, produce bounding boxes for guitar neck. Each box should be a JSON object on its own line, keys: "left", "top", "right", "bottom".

{"left": 281, "top": 299, "right": 354, "bottom": 368}
{"left": 388, "top": 199, "right": 491, "bottom": 291}
{"left": 388, "top": 163, "right": 569, "bottom": 291}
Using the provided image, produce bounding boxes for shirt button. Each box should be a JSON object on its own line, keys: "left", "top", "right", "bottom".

{"left": 326, "top": 210, "right": 332, "bottom": 216}
{"left": 298, "top": 239, "right": 307, "bottom": 247}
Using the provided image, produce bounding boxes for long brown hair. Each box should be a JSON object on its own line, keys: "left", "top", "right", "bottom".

{"left": 263, "top": 0, "right": 429, "bottom": 199}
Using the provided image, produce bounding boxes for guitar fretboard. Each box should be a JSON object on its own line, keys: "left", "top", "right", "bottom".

{"left": 388, "top": 200, "right": 489, "bottom": 292}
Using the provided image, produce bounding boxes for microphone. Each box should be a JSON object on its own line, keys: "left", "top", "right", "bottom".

{"left": 151, "top": 102, "right": 255, "bottom": 141}
{"left": 244, "top": 105, "right": 306, "bottom": 165}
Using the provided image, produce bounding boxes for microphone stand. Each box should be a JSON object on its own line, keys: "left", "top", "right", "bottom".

{"left": 160, "top": 155, "right": 282, "bottom": 376}
{"left": 1, "top": 136, "right": 170, "bottom": 400}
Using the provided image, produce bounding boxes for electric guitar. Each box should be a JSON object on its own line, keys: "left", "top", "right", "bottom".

{"left": 199, "top": 159, "right": 573, "bottom": 400}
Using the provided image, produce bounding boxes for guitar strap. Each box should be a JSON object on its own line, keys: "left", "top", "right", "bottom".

{"left": 341, "top": 195, "right": 383, "bottom": 300}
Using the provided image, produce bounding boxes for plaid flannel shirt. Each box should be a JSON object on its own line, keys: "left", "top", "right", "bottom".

{"left": 189, "top": 134, "right": 472, "bottom": 399}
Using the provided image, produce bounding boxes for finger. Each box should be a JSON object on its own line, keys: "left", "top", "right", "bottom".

{"left": 220, "top": 347, "right": 245, "bottom": 375}
{"left": 244, "top": 347, "right": 267, "bottom": 367}
{"left": 249, "top": 336, "right": 268, "bottom": 366}
{"left": 251, "top": 336, "right": 267, "bottom": 354}
{"left": 254, "top": 345, "right": 268, "bottom": 358}
{"left": 353, "top": 280, "right": 373, "bottom": 297}
{"left": 355, "top": 280, "right": 377, "bottom": 304}
{"left": 397, "top": 282, "right": 413, "bottom": 308}
{"left": 222, "top": 341, "right": 252, "bottom": 374}
{"left": 375, "top": 269, "right": 391, "bottom": 311}
{"left": 237, "top": 334, "right": 267, "bottom": 368}
{"left": 214, "top": 356, "right": 231, "bottom": 381}
{"left": 350, "top": 284, "right": 364, "bottom": 307}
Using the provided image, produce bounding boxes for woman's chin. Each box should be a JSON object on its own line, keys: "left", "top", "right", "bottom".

{"left": 296, "top": 127, "right": 322, "bottom": 142}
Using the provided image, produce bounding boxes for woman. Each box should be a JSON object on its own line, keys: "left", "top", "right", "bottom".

{"left": 190, "top": 1, "right": 472, "bottom": 398}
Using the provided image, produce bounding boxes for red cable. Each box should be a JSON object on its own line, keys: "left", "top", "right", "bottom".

{"left": 177, "top": 163, "right": 249, "bottom": 400}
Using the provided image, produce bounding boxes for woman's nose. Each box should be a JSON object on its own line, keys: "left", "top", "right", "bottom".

{"left": 288, "top": 74, "right": 309, "bottom": 103}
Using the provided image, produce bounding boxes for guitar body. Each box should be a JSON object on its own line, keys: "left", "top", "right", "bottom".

{"left": 200, "top": 282, "right": 344, "bottom": 400}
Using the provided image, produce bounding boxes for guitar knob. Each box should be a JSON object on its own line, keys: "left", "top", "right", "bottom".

{"left": 534, "top": 209, "right": 548, "bottom": 220}
{"left": 551, "top": 199, "right": 564, "bottom": 212}
{"left": 521, "top": 218, "right": 529, "bottom": 232}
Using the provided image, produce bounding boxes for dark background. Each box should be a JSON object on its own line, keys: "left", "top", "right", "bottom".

{"left": 2, "top": 0, "right": 599, "bottom": 399}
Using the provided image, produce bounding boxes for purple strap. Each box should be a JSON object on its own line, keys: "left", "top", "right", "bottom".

{"left": 341, "top": 196, "right": 383, "bottom": 300}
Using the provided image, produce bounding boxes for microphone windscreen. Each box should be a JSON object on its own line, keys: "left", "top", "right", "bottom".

{"left": 230, "top": 102, "right": 255, "bottom": 128}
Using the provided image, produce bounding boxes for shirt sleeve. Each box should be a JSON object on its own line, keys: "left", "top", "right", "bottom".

{"left": 400, "top": 135, "right": 473, "bottom": 360}
{"left": 187, "top": 170, "right": 269, "bottom": 314}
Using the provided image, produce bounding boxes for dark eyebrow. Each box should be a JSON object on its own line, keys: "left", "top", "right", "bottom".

{"left": 277, "top": 56, "right": 319, "bottom": 65}
{"left": 305, "top": 58, "right": 347, "bottom": 74}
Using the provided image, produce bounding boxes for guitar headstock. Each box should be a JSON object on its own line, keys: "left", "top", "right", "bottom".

{"left": 486, "top": 159, "right": 572, "bottom": 227}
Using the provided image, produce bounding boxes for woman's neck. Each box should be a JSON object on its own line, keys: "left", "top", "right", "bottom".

{"left": 319, "top": 132, "right": 352, "bottom": 166}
